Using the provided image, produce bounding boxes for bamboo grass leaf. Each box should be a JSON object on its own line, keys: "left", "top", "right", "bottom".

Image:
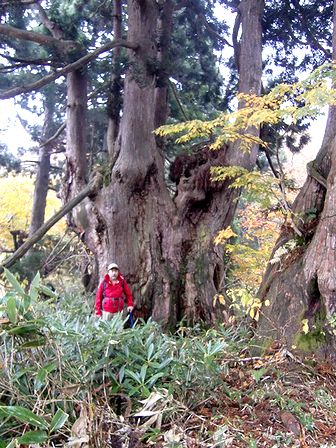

{"left": 140, "top": 364, "right": 148, "bottom": 383}
{"left": 38, "top": 284, "right": 58, "bottom": 299}
{"left": 6, "top": 296, "right": 17, "bottom": 323}
{"left": 146, "top": 372, "right": 165, "bottom": 388}
{"left": 0, "top": 406, "right": 49, "bottom": 429}
{"left": 20, "top": 338, "right": 46, "bottom": 348}
{"left": 4, "top": 268, "right": 25, "bottom": 297}
{"left": 125, "top": 369, "right": 142, "bottom": 384}
{"left": 29, "top": 272, "right": 41, "bottom": 302}
{"left": 49, "top": 408, "right": 69, "bottom": 433}
{"left": 18, "top": 430, "right": 48, "bottom": 444}
{"left": 7, "top": 323, "right": 40, "bottom": 335}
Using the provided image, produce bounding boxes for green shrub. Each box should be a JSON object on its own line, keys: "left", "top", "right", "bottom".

{"left": 0, "top": 269, "right": 248, "bottom": 446}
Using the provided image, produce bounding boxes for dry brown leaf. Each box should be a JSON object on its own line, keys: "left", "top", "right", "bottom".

{"left": 280, "top": 411, "right": 301, "bottom": 436}
{"left": 59, "top": 383, "right": 81, "bottom": 396}
{"left": 198, "top": 407, "right": 211, "bottom": 416}
{"left": 315, "top": 420, "right": 336, "bottom": 436}
{"left": 316, "top": 362, "right": 335, "bottom": 376}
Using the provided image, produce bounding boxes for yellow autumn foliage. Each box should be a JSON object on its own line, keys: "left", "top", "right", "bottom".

{"left": 214, "top": 227, "right": 238, "bottom": 245}
{"left": 0, "top": 174, "right": 65, "bottom": 251}
{"left": 301, "top": 319, "right": 310, "bottom": 335}
{"left": 215, "top": 203, "right": 282, "bottom": 291}
{"left": 156, "top": 62, "right": 336, "bottom": 150}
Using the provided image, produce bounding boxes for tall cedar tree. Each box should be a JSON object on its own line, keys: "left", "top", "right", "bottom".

{"left": 258, "top": 0, "right": 336, "bottom": 358}
{"left": 64, "top": 0, "right": 264, "bottom": 325}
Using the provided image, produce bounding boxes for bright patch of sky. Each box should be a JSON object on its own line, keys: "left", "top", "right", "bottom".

{"left": 0, "top": 100, "right": 35, "bottom": 153}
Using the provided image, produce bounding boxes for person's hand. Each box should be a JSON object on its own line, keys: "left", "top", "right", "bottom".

{"left": 127, "top": 306, "right": 134, "bottom": 313}
{"left": 96, "top": 313, "right": 102, "bottom": 318}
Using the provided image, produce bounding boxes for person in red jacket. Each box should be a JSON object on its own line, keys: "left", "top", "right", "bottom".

{"left": 95, "top": 262, "right": 134, "bottom": 320}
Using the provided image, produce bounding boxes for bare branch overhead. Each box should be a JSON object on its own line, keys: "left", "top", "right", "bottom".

{"left": 0, "top": 52, "right": 56, "bottom": 66}
{"left": 0, "top": 39, "right": 139, "bottom": 100}
{"left": 34, "top": 2, "right": 65, "bottom": 40}
{"left": 0, "top": 24, "right": 79, "bottom": 51}
{"left": 202, "top": 17, "right": 232, "bottom": 47}
{"left": 0, "top": 0, "right": 38, "bottom": 7}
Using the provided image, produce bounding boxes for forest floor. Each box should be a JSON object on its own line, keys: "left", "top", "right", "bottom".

{"left": 97, "top": 347, "right": 336, "bottom": 448}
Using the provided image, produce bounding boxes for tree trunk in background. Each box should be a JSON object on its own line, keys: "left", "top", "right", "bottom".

{"left": 64, "top": 69, "right": 88, "bottom": 201}
{"left": 106, "top": 0, "right": 123, "bottom": 157}
{"left": 29, "top": 100, "right": 54, "bottom": 236}
{"left": 257, "top": 0, "right": 336, "bottom": 358}
{"left": 154, "top": 0, "right": 174, "bottom": 129}
{"left": 67, "top": 0, "right": 264, "bottom": 326}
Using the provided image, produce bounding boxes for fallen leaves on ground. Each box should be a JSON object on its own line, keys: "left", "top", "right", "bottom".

{"left": 91, "top": 348, "right": 336, "bottom": 447}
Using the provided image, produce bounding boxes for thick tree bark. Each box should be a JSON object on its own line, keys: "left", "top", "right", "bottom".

{"left": 154, "top": 0, "right": 174, "bottom": 129}
{"left": 99, "top": 0, "right": 173, "bottom": 321}
{"left": 106, "top": 0, "right": 123, "bottom": 157}
{"left": 62, "top": 67, "right": 96, "bottom": 289}
{"left": 29, "top": 101, "right": 54, "bottom": 237}
{"left": 171, "top": 0, "right": 264, "bottom": 324}
{"left": 65, "top": 0, "right": 264, "bottom": 326}
{"left": 64, "top": 69, "right": 88, "bottom": 200}
{"left": 257, "top": 0, "right": 336, "bottom": 357}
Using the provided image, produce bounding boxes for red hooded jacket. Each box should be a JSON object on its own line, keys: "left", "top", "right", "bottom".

{"left": 95, "top": 273, "right": 133, "bottom": 316}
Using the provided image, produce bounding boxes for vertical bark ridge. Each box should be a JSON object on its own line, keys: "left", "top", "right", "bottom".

{"left": 107, "top": 0, "right": 123, "bottom": 157}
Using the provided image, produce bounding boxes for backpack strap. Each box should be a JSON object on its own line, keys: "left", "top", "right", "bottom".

{"left": 101, "top": 280, "right": 107, "bottom": 311}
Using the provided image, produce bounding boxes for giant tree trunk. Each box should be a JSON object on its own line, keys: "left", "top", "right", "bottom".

{"left": 257, "top": 118, "right": 336, "bottom": 357}
{"left": 67, "top": 0, "right": 264, "bottom": 326}
{"left": 257, "top": 1, "right": 336, "bottom": 357}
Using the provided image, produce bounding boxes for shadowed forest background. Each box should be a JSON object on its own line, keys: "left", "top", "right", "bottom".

{"left": 0, "top": 0, "right": 336, "bottom": 446}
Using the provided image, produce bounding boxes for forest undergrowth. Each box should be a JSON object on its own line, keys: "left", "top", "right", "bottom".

{"left": 0, "top": 270, "right": 335, "bottom": 448}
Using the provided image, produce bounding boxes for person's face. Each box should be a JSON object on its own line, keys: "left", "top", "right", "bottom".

{"left": 109, "top": 268, "right": 119, "bottom": 280}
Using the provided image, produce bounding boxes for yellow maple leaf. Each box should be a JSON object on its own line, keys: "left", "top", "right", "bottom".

{"left": 301, "top": 319, "right": 309, "bottom": 334}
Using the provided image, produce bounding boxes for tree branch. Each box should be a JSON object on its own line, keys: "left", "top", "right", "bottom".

{"left": 290, "top": 0, "right": 330, "bottom": 57}
{"left": 306, "top": 160, "right": 327, "bottom": 189}
{"left": 0, "top": 174, "right": 103, "bottom": 272}
{"left": 232, "top": 9, "right": 241, "bottom": 70}
{"left": 198, "top": 13, "right": 232, "bottom": 47}
{"left": 0, "top": 24, "right": 79, "bottom": 51}
{"left": 0, "top": 52, "right": 56, "bottom": 67}
{"left": 0, "top": 39, "right": 139, "bottom": 100}
{"left": 35, "top": 2, "right": 65, "bottom": 40}
{"left": 0, "top": 0, "right": 37, "bottom": 6}
{"left": 38, "top": 123, "right": 66, "bottom": 150}
{"left": 169, "top": 80, "right": 188, "bottom": 121}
